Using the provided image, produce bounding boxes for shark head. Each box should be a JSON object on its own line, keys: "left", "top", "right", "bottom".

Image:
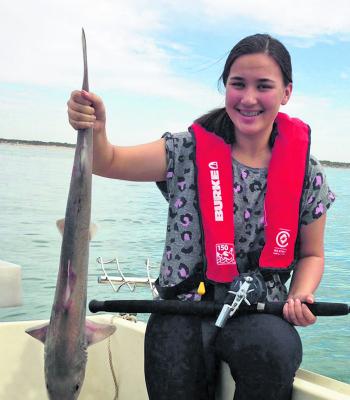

{"left": 45, "top": 374, "right": 85, "bottom": 400}
{"left": 45, "top": 345, "right": 87, "bottom": 400}
{"left": 26, "top": 319, "right": 116, "bottom": 399}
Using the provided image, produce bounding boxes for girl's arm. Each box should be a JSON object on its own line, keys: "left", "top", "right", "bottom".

{"left": 67, "top": 90, "right": 167, "bottom": 182}
{"left": 283, "top": 214, "right": 326, "bottom": 326}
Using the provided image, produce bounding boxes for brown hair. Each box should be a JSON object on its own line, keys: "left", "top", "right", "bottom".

{"left": 195, "top": 34, "right": 292, "bottom": 144}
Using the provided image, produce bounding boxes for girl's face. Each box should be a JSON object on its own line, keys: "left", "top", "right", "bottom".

{"left": 225, "top": 53, "right": 292, "bottom": 141}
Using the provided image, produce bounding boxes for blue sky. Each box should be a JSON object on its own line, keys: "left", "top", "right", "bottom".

{"left": 1, "top": 0, "right": 350, "bottom": 161}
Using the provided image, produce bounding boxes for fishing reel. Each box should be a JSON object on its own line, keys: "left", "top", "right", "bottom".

{"left": 215, "top": 270, "right": 267, "bottom": 328}
{"left": 230, "top": 271, "right": 267, "bottom": 305}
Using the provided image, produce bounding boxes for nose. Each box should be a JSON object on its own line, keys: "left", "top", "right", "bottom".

{"left": 240, "top": 87, "right": 257, "bottom": 106}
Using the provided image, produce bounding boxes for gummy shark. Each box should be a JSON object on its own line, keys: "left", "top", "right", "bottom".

{"left": 26, "top": 29, "right": 116, "bottom": 399}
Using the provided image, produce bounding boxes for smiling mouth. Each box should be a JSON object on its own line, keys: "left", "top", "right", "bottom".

{"left": 237, "top": 109, "right": 263, "bottom": 117}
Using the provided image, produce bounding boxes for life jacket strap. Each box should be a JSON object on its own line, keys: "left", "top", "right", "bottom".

{"left": 155, "top": 264, "right": 204, "bottom": 300}
{"left": 192, "top": 123, "right": 239, "bottom": 283}
{"left": 259, "top": 113, "right": 310, "bottom": 268}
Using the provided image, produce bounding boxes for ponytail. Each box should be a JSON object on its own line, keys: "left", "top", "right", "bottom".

{"left": 194, "top": 107, "right": 235, "bottom": 144}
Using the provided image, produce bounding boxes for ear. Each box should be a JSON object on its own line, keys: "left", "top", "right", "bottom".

{"left": 281, "top": 83, "right": 293, "bottom": 105}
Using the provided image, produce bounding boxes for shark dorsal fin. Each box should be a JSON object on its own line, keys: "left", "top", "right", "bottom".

{"left": 56, "top": 218, "right": 98, "bottom": 241}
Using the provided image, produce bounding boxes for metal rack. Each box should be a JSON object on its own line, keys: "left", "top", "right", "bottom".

{"left": 96, "top": 257, "right": 158, "bottom": 298}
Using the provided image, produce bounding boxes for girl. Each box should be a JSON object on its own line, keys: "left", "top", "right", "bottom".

{"left": 67, "top": 34, "right": 335, "bottom": 400}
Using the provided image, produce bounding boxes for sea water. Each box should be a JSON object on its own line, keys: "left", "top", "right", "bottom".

{"left": 0, "top": 143, "right": 349, "bottom": 384}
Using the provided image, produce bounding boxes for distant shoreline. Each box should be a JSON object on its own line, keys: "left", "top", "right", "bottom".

{"left": 1, "top": 137, "right": 350, "bottom": 168}
{"left": 318, "top": 160, "right": 350, "bottom": 168}
{"left": 0, "top": 138, "right": 75, "bottom": 148}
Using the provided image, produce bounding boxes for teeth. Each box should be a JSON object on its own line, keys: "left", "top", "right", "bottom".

{"left": 240, "top": 110, "right": 261, "bottom": 117}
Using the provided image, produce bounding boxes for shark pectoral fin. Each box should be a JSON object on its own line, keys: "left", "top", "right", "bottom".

{"left": 85, "top": 319, "right": 117, "bottom": 346}
{"left": 25, "top": 322, "right": 49, "bottom": 344}
{"left": 56, "top": 218, "right": 65, "bottom": 236}
{"left": 56, "top": 218, "right": 98, "bottom": 240}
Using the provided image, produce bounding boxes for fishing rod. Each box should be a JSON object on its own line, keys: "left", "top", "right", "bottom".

{"left": 90, "top": 273, "right": 349, "bottom": 327}
{"left": 89, "top": 298, "right": 350, "bottom": 317}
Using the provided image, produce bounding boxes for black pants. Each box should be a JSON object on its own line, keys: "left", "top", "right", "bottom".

{"left": 144, "top": 313, "right": 302, "bottom": 400}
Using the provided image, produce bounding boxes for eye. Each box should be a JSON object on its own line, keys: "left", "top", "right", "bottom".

{"left": 257, "top": 84, "right": 273, "bottom": 90}
{"left": 231, "top": 82, "right": 244, "bottom": 89}
{"left": 75, "top": 383, "right": 80, "bottom": 392}
{"left": 46, "top": 384, "right": 52, "bottom": 395}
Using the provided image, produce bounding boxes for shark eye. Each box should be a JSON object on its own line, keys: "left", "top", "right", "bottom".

{"left": 46, "top": 384, "right": 52, "bottom": 395}
{"left": 75, "top": 383, "right": 80, "bottom": 392}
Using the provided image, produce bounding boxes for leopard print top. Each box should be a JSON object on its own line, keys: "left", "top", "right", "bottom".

{"left": 156, "top": 130, "right": 335, "bottom": 301}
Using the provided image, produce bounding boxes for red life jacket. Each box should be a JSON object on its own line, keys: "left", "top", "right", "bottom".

{"left": 192, "top": 112, "right": 310, "bottom": 283}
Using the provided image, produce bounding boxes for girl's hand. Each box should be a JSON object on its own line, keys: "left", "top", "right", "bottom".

{"left": 283, "top": 294, "right": 317, "bottom": 326}
{"left": 67, "top": 90, "right": 106, "bottom": 134}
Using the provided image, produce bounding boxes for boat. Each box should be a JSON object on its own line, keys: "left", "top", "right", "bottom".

{"left": 1, "top": 314, "right": 350, "bottom": 400}
{"left": 1, "top": 256, "right": 349, "bottom": 400}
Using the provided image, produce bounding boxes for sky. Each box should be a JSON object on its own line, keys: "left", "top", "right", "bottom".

{"left": 1, "top": 0, "right": 350, "bottom": 161}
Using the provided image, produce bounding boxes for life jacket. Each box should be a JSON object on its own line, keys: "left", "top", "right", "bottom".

{"left": 156, "top": 112, "right": 310, "bottom": 298}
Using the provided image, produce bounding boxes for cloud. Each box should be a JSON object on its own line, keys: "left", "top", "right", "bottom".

{"left": 199, "top": 0, "right": 350, "bottom": 39}
{"left": 0, "top": 1, "right": 164, "bottom": 85}
{"left": 2, "top": 1, "right": 350, "bottom": 102}
{"left": 1, "top": 0, "right": 350, "bottom": 162}
{"left": 284, "top": 94, "right": 350, "bottom": 162}
{"left": 0, "top": 1, "right": 223, "bottom": 108}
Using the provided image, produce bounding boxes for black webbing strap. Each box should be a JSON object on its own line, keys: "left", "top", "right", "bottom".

{"left": 155, "top": 264, "right": 205, "bottom": 300}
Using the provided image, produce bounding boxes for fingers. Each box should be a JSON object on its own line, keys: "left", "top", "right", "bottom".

{"left": 69, "top": 119, "right": 95, "bottom": 130}
{"left": 305, "top": 294, "right": 315, "bottom": 304}
{"left": 283, "top": 298, "right": 317, "bottom": 327}
{"left": 68, "top": 90, "right": 96, "bottom": 113}
{"left": 68, "top": 108, "right": 96, "bottom": 130}
{"left": 68, "top": 111, "right": 96, "bottom": 130}
{"left": 67, "top": 90, "right": 104, "bottom": 131}
{"left": 71, "top": 89, "right": 99, "bottom": 106}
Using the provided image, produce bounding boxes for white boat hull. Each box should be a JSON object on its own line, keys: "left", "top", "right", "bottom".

{"left": 0, "top": 315, "right": 349, "bottom": 400}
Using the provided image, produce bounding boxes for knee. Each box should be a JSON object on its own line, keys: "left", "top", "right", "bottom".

{"left": 256, "top": 315, "right": 302, "bottom": 366}
{"left": 217, "top": 314, "right": 302, "bottom": 381}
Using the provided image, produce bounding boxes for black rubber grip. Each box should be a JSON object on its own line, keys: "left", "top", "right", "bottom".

{"left": 263, "top": 301, "right": 350, "bottom": 316}
{"left": 89, "top": 299, "right": 349, "bottom": 317}
{"left": 89, "top": 299, "right": 221, "bottom": 315}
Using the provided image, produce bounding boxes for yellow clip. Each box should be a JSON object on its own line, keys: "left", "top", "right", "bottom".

{"left": 197, "top": 281, "right": 206, "bottom": 296}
